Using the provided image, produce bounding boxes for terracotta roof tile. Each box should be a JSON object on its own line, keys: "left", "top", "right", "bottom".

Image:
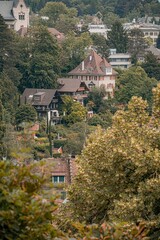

{"left": 68, "top": 50, "right": 112, "bottom": 76}
{"left": 48, "top": 28, "right": 65, "bottom": 42}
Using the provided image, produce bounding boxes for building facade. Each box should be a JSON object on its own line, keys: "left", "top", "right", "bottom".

{"left": 68, "top": 50, "right": 116, "bottom": 97}
{"left": 21, "top": 89, "right": 59, "bottom": 121}
{"left": 0, "top": 0, "right": 29, "bottom": 31}
{"left": 57, "top": 78, "right": 89, "bottom": 105}
{"left": 88, "top": 24, "right": 110, "bottom": 39}
{"left": 109, "top": 49, "right": 132, "bottom": 69}
{"left": 123, "top": 22, "right": 160, "bottom": 46}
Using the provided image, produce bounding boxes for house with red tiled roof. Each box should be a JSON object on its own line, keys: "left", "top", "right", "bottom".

{"left": 68, "top": 50, "right": 116, "bottom": 97}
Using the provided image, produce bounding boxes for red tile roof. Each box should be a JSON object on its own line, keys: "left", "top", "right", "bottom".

{"left": 68, "top": 50, "right": 112, "bottom": 76}
{"left": 48, "top": 28, "right": 65, "bottom": 42}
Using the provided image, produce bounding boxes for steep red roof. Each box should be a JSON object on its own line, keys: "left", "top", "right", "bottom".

{"left": 68, "top": 50, "right": 112, "bottom": 76}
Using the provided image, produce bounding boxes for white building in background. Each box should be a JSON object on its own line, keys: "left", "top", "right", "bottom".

{"left": 109, "top": 49, "right": 132, "bottom": 69}
{"left": 0, "top": 0, "right": 29, "bottom": 31}
{"left": 123, "top": 22, "right": 160, "bottom": 46}
{"left": 88, "top": 24, "right": 110, "bottom": 39}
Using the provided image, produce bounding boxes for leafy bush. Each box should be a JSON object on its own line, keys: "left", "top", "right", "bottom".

{"left": 54, "top": 139, "right": 67, "bottom": 148}
{"left": 34, "top": 143, "right": 49, "bottom": 153}
{"left": 53, "top": 153, "right": 61, "bottom": 158}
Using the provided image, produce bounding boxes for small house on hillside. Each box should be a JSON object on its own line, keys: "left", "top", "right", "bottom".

{"left": 21, "top": 88, "right": 59, "bottom": 120}
{"left": 58, "top": 78, "right": 89, "bottom": 105}
{"left": 68, "top": 50, "right": 116, "bottom": 97}
{"left": 43, "top": 157, "right": 77, "bottom": 202}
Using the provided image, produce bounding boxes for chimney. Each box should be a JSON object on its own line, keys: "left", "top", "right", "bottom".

{"left": 60, "top": 80, "right": 64, "bottom": 85}
{"left": 89, "top": 55, "right": 92, "bottom": 61}
{"left": 82, "top": 61, "right": 84, "bottom": 71}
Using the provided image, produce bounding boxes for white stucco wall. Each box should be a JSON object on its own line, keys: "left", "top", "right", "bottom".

{"left": 13, "top": 0, "right": 29, "bottom": 31}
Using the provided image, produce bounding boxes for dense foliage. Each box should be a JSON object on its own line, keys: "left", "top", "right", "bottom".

{"left": 26, "top": 0, "right": 160, "bottom": 20}
{"left": 66, "top": 84, "right": 160, "bottom": 238}
{"left": 115, "top": 66, "right": 157, "bottom": 106}
{"left": 0, "top": 160, "right": 63, "bottom": 239}
{"left": 15, "top": 104, "right": 37, "bottom": 125}
{"left": 1, "top": 1, "right": 160, "bottom": 238}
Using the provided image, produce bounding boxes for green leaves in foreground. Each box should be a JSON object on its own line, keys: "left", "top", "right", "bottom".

{"left": 0, "top": 160, "right": 63, "bottom": 239}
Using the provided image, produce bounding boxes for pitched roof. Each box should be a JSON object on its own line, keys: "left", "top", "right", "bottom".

{"left": 21, "top": 88, "right": 57, "bottom": 106}
{"left": 146, "top": 45, "right": 160, "bottom": 57}
{"left": 48, "top": 28, "right": 65, "bottom": 42}
{"left": 13, "top": 0, "right": 19, "bottom": 7}
{"left": 17, "top": 26, "right": 28, "bottom": 37}
{"left": 13, "top": 0, "right": 28, "bottom": 8}
{"left": 0, "top": 1, "right": 15, "bottom": 20}
{"left": 68, "top": 50, "right": 112, "bottom": 76}
{"left": 57, "top": 78, "right": 89, "bottom": 92}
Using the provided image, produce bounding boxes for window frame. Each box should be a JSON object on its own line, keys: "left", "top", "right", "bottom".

{"left": 52, "top": 175, "right": 65, "bottom": 183}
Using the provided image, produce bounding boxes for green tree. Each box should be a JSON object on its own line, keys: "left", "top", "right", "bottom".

{"left": 115, "top": 66, "right": 157, "bottom": 107}
{"left": 141, "top": 51, "right": 160, "bottom": 81}
{"left": 67, "top": 84, "right": 160, "bottom": 237}
{"left": 107, "top": 21, "right": 128, "bottom": 53}
{"left": 128, "top": 28, "right": 147, "bottom": 64}
{"left": 0, "top": 14, "right": 13, "bottom": 73}
{"left": 91, "top": 33, "right": 109, "bottom": 59}
{"left": 0, "top": 160, "right": 64, "bottom": 239}
{"left": 85, "top": 85, "right": 108, "bottom": 113}
{"left": 40, "top": 2, "right": 69, "bottom": 24}
{"left": 15, "top": 104, "right": 37, "bottom": 125}
{"left": 61, "top": 96, "right": 87, "bottom": 125}
{"left": 103, "top": 12, "right": 121, "bottom": 28}
{"left": 0, "top": 72, "right": 18, "bottom": 111}
{"left": 0, "top": 15, "right": 21, "bottom": 85}
{"left": 61, "top": 31, "right": 92, "bottom": 73}
{"left": 87, "top": 113, "right": 112, "bottom": 129}
{"left": 0, "top": 93, "right": 6, "bottom": 159}
{"left": 18, "top": 25, "right": 61, "bottom": 91}
{"left": 55, "top": 12, "right": 78, "bottom": 34}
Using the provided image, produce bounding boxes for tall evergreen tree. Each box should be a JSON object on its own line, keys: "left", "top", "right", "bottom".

{"left": 0, "top": 92, "right": 6, "bottom": 159}
{"left": 91, "top": 33, "right": 109, "bottom": 59}
{"left": 0, "top": 15, "right": 11, "bottom": 73}
{"left": 107, "top": 21, "right": 128, "bottom": 53}
{"left": 128, "top": 28, "right": 147, "bottom": 64}
{"left": 17, "top": 25, "right": 61, "bottom": 91}
{"left": 142, "top": 52, "right": 160, "bottom": 81}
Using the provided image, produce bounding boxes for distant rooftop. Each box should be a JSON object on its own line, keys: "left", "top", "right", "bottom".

{"left": 0, "top": 1, "right": 15, "bottom": 20}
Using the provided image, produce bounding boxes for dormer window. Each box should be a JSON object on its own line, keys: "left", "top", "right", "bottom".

{"left": 19, "top": 13, "right": 25, "bottom": 20}
{"left": 33, "top": 92, "right": 45, "bottom": 102}
{"left": 105, "top": 67, "right": 112, "bottom": 75}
